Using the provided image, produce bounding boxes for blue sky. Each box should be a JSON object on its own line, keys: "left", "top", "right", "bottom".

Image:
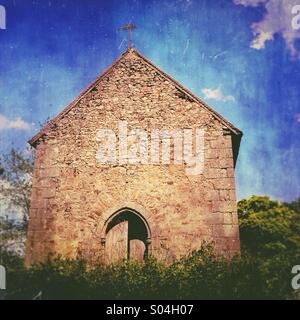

{"left": 0, "top": 0, "right": 299, "bottom": 201}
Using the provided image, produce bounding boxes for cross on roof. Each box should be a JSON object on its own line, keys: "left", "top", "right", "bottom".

{"left": 119, "top": 22, "right": 137, "bottom": 49}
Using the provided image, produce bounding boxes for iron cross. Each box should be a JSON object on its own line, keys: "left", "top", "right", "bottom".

{"left": 119, "top": 22, "right": 137, "bottom": 49}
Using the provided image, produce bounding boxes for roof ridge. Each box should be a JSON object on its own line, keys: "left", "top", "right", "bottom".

{"left": 131, "top": 48, "right": 242, "bottom": 136}
{"left": 28, "top": 49, "right": 131, "bottom": 146}
{"left": 29, "top": 48, "right": 242, "bottom": 147}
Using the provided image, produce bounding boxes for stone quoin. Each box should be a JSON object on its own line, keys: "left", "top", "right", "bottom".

{"left": 25, "top": 48, "right": 243, "bottom": 266}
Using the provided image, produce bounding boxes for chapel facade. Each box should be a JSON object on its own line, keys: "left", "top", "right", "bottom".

{"left": 25, "top": 48, "right": 242, "bottom": 266}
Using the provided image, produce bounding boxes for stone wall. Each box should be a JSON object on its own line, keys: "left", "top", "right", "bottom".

{"left": 25, "top": 49, "right": 240, "bottom": 266}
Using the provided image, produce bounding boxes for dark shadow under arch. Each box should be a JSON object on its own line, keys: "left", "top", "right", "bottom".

{"left": 102, "top": 208, "right": 151, "bottom": 261}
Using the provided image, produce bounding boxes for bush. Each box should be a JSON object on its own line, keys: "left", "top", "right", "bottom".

{"left": 2, "top": 244, "right": 299, "bottom": 300}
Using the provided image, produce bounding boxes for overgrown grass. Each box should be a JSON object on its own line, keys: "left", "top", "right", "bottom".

{"left": 2, "top": 244, "right": 299, "bottom": 300}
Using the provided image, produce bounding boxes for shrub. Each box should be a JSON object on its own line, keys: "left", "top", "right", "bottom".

{"left": 3, "top": 244, "right": 299, "bottom": 300}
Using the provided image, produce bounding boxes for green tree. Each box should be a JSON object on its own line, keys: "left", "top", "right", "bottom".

{"left": 286, "top": 197, "right": 300, "bottom": 212}
{"left": 238, "top": 195, "right": 300, "bottom": 259}
{"left": 0, "top": 149, "right": 34, "bottom": 258}
{"left": 0, "top": 148, "right": 34, "bottom": 225}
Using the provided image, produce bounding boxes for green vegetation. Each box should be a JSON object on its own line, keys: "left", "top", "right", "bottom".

{"left": 239, "top": 196, "right": 300, "bottom": 259}
{"left": 0, "top": 148, "right": 34, "bottom": 225}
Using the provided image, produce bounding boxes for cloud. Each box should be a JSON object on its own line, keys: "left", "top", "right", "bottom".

{"left": 201, "top": 86, "right": 235, "bottom": 102}
{"left": 234, "top": 0, "right": 267, "bottom": 6}
{"left": 233, "top": 0, "right": 300, "bottom": 59}
{"left": 250, "top": 31, "right": 273, "bottom": 49}
{"left": 295, "top": 113, "right": 300, "bottom": 123}
{"left": 0, "top": 114, "right": 31, "bottom": 130}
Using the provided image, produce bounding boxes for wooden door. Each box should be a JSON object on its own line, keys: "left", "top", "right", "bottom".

{"left": 129, "top": 239, "right": 145, "bottom": 262}
{"left": 105, "top": 220, "right": 128, "bottom": 264}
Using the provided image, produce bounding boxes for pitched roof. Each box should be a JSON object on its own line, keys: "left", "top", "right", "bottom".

{"left": 29, "top": 48, "right": 242, "bottom": 163}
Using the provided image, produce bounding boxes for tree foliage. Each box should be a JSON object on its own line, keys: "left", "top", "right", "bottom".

{"left": 0, "top": 149, "right": 34, "bottom": 257}
{"left": 238, "top": 195, "right": 300, "bottom": 259}
{"left": 0, "top": 148, "right": 34, "bottom": 225}
{"left": 2, "top": 243, "right": 298, "bottom": 300}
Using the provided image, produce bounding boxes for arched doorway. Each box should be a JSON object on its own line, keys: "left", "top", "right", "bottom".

{"left": 102, "top": 208, "right": 151, "bottom": 264}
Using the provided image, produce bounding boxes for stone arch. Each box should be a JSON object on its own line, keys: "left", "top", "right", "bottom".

{"left": 101, "top": 206, "right": 151, "bottom": 263}
{"left": 100, "top": 201, "right": 153, "bottom": 229}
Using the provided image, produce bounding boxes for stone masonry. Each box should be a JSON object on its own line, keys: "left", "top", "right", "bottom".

{"left": 25, "top": 48, "right": 243, "bottom": 266}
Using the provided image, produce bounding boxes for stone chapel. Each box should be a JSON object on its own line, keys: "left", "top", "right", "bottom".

{"left": 25, "top": 48, "right": 243, "bottom": 266}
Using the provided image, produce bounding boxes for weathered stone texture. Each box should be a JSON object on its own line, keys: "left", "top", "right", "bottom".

{"left": 25, "top": 49, "right": 241, "bottom": 266}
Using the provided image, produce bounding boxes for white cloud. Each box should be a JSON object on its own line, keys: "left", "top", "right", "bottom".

{"left": 234, "top": 0, "right": 267, "bottom": 7}
{"left": 295, "top": 113, "right": 300, "bottom": 123}
{"left": 0, "top": 114, "right": 30, "bottom": 130}
{"left": 201, "top": 86, "right": 235, "bottom": 102}
{"left": 250, "top": 31, "right": 273, "bottom": 49}
{"left": 233, "top": 0, "right": 300, "bottom": 59}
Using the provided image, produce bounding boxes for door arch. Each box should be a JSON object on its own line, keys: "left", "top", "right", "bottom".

{"left": 101, "top": 208, "right": 151, "bottom": 263}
